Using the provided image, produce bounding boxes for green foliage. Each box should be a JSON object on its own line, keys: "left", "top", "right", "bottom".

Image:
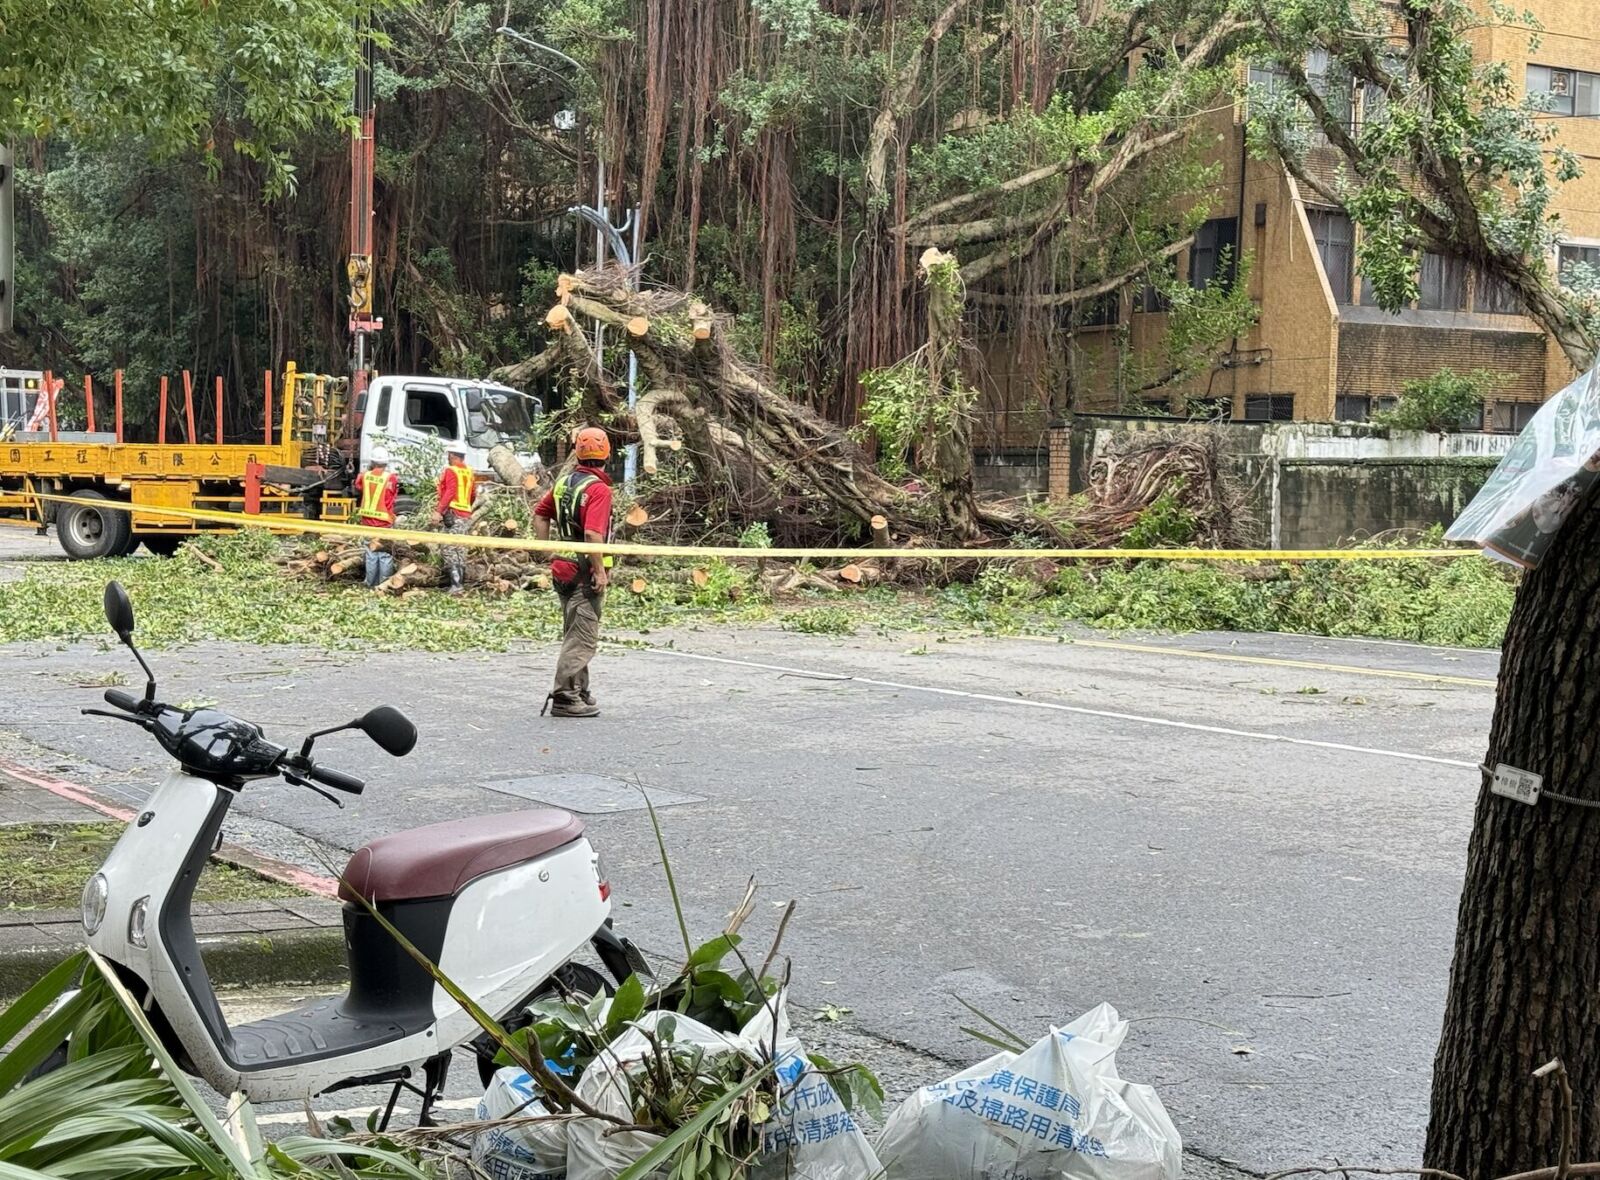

{"left": 780, "top": 605, "right": 855, "bottom": 635}
{"left": 1122, "top": 479, "right": 1199, "bottom": 548}
{"left": 1372, "top": 368, "right": 1508, "bottom": 434}
{"left": 0, "top": 0, "right": 380, "bottom": 194}
{"left": 737, "top": 521, "right": 774, "bottom": 549}
{"left": 0, "top": 953, "right": 429, "bottom": 1179}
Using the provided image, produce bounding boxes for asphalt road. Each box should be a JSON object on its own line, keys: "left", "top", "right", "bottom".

{"left": 0, "top": 529, "right": 1498, "bottom": 1173}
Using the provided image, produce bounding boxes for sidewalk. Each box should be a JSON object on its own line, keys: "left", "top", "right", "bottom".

{"left": 0, "top": 764, "right": 348, "bottom": 996}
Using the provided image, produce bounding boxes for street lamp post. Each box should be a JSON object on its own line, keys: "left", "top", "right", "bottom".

{"left": 496, "top": 26, "right": 642, "bottom": 486}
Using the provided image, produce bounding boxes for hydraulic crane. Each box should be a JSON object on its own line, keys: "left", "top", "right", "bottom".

{"left": 346, "top": 26, "right": 381, "bottom": 411}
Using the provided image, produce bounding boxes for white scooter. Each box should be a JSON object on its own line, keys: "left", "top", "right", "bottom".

{"left": 71, "top": 580, "right": 647, "bottom": 1121}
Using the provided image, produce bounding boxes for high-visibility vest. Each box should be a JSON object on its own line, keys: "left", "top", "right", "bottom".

{"left": 358, "top": 470, "right": 395, "bottom": 522}
{"left": 553, "top": 470, "right": 613, "bottom": 569}
{"left": 444, "top": 464, "right": 475, "bottom": 513}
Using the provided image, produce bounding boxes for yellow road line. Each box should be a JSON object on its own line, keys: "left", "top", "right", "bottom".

{"left": 1011, "top": 634, "right": 1497, "bottom": 688}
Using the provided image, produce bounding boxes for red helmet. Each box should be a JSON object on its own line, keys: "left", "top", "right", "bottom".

{"left": 574, "top": 426, "right": 611, "bottom": 461}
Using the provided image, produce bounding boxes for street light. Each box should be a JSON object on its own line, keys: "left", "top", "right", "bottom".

{"left": 496, "top": 25, "right": 643, "bottom": 486}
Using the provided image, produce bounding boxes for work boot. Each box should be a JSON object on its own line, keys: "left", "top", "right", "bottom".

{"left": 542, "top": 691, "right": 599, "bottom": 718}
{"left": 447, "top": 571, "right": 464, "bottom": 596}
{"left": 579, "top": 688, "right": 596, "bottom": 707}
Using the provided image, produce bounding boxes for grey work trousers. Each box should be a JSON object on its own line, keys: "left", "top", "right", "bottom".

{"left": 363, "top": 546, "right": 395, "bottom": 587}
{"left": 441, "top": 513, "right": 471, "bottom": 584}
{"left": 553, "top": 582, "right": 604, "bottom": 697}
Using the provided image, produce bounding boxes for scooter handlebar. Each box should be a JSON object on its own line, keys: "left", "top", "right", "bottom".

{"left": 303, "top": 764, "right": 366, "bottom": 795}
{"left": 104, "top": 688, "right": 141, "bottom": 712}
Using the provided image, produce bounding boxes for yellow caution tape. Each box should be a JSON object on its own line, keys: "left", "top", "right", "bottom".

{"left": 32, "top": 492, "right": 1476, "bottom": 563}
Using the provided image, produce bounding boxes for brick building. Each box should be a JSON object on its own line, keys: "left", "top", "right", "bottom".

{"left": 982, "top": 0, "right": 1600, "bottom": 438}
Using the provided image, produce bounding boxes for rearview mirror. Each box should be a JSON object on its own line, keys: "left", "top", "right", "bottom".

{"left": 357, "top": 706, "right": 417, "bottom": 758}
{"left": 103, "top": 582, "right": 135, "bottom": 639}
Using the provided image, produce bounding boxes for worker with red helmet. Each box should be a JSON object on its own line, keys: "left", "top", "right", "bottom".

{"left": 534, "top": 426, "right": 614, "bottom": 718}
{"left": 431, "top": 444, "right": 477, "bottom": 594}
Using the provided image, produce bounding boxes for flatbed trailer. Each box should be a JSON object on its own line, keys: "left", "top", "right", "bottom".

{"left": 0, "top": 365, "right": 354, "bottom": 558}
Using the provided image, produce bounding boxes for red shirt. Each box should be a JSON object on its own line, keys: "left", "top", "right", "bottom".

{"left": 355, "top": 469, "right": 399, "bottom": 527}
{"left": 436, "top": 463, "right": 475, "bottom": 518}
{"left": 535, "top": 466, "right": 613, "bottom": 584}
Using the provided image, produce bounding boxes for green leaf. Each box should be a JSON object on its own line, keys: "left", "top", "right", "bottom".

{"left": 686, "top": 934, "right": 741, "bottom": 970}
{"left": 0, "top": 954, "right": 85, "bottom": 1052}
{"left": 615, "top": 1063, "right": 774, "bottom": 1180}
{"left": 607, "top": 973, "right": 648, "bottom": 1034}
{"left": 952, "top": 994, "right": 1029, "bottom": 1053}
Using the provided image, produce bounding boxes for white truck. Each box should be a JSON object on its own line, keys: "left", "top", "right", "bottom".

{"left": 355, "top": 374, "right": 545, "bottom": 482}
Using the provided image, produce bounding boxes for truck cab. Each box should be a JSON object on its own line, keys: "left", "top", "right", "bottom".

{"left": 356, "top": 376, "right": 544, "bottom": 481}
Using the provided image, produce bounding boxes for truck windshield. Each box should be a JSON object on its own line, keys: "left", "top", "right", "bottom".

{"left": 464, "top": 387, "right": 537, "bottom": 449}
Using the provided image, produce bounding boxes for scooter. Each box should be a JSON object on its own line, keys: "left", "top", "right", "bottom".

{"left": 72, "top": 580, "right": 647, "bottom": 1120}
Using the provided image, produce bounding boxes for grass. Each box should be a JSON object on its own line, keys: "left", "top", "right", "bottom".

{"left": 0, "top": 529, "right": 1516, "bottom": 653}
{"left": 0, "top": 822, "right": 304, "bottom": 910}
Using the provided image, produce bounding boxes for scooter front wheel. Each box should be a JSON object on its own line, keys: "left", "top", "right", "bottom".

{"left": 472, "top": 961, "right": 612, "bottom": 1088}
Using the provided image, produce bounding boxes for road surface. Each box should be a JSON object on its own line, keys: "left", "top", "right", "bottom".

{"left": 0, "top": 529, "right": 1496, "bottom": 1172}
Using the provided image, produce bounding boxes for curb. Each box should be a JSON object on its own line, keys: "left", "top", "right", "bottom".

{"left": 0, "top": 924, "right": 349, "bottom": 1000}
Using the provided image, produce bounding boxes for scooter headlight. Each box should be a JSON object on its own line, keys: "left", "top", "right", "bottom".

{"left": 81, "top": 873, "right": 109, "bottom": 935}
{"left": 128, "top": 895, "right": 150, "bottom": 948}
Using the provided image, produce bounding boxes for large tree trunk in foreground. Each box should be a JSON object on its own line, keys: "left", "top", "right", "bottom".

{"left": 1424, "top": 488, "right": 1600, "bottom": 1178}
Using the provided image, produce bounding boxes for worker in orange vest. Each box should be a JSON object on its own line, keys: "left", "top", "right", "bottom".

{"left": 431, "top": 444, "right": 477, "bottom": 594}
{"left": 355, "top": 447, "right": 400, "bottom": 589}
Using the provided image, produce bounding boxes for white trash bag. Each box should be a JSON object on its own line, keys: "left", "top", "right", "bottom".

{"left": 874, "top": 1003, "right": 1181, "bottom": 1180}
{"left": 566, "top": 1001, "right": 880, "bottom": 1180}
{"left": 473, "top": 1066, "right": 571, "bottom": 1180}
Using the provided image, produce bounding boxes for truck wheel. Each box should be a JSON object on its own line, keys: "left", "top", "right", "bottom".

{"left": 140, "top": 535, "right": 184, "bottom": 557}
{"left": 57, "top": 492, "right": 133, "bottom": 560}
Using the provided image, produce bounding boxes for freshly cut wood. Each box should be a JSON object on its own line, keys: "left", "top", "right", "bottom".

{"left": 382, "top": 574, "right": 406, "bottom": 592}
{"left": 626, "top": 316, "right": 650, "bottom": 337}
{"left": 691, "top": 567, "right": 710, "bottom": 589}
{"left": 871, "top": 515, "right": 891, "bottom": 548}
{"left": 837, "top": 564, "right": 863, "bottom": 584}
{"left": 545, "top": 304, "right": 574, "bottom": 333}
{"left": 487, "top": 443, "right": 541, "bottom": 491}
{"left": 502, "top": 518, "right": 521, "bottom": 533}
{"left": 397, "top": 562, "right": 420, "bottom": 578}
{"left": 313, "top": 549, "right": 330, "bottom": 565}
{"left": 630, "top": 577, "right": 648, "bottom": 594}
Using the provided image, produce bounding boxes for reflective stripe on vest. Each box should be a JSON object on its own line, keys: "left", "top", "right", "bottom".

{"left": 553, "top": 470, "right": 613, "bottom": 569}
{"left": 358, "top": 470, "right": 394, "bottom": 522}
{"left": 445, "top": 464, "right": 475, "bottom": 513}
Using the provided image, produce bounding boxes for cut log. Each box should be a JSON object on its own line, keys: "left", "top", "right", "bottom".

{"left": 626, "top": 316, "right": 650, "bottom": 337}
{"left": 838, "top": 564, "right": 863, "bottom": 584}
{"left": 871, "top": 515, "right": 890, "bottom": 548}
{"left": 381, "top": 574, "right": 406, "bottom": 592}
{"left": 487, "top": 443, "right": 541, "bottom": 491}
{"left": 689, "top": 301, "right": 714, "bottom": 340}
{"left": 546, "top": 304, "right": 574, "bottom": 333}
{"left": 630, "top": 577, "right": 648, "bottom": 594}
{"left": 691, "top": 567, "right": 710, "bottom": 589}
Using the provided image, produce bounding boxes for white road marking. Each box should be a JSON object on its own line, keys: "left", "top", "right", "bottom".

{"left": 639, "top": 647, "right": 1480, "bottom": 771}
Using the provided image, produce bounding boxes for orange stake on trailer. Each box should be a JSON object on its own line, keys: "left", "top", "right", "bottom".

{"left": 158, "top": 376, "right": 168, "bottom": 445}
{"left": 114, "top": 371, "right": 124, "bottom": 442}
{"left": 84, "top": 375, "right": 96, "bottom": 434}
{"left": 263, "top": 370, "right": 273, "bottom": 446}
{"left": 215, "top": 376, "right": 224, "bottom": 444}
{"left": 182, "top": 370, "right": 196, "bottom": 442}
{"left": 44, "top": 370, "right": 58, "bottom": 441}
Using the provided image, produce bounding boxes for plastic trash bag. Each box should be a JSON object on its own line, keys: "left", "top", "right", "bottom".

{"left": 874, "top": 1003, "right": 1181, "bottom": 1180}
{"left": 566, "top": 1001, "right": 880, "bottom": 1180}
{"left": 473, "top": 1067, "right": 571, "bottom": 1180}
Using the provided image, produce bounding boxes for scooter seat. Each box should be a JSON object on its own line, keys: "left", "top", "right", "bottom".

{"left": 339, "top": 809, "right": 586, "bottom": 903}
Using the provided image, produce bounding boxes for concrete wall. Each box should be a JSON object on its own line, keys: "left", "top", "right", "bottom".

{"left": 1061, "top": 415, "right": 1513, "bottom": 547}
{"left": 974, "top": 448, "right": 1048, "bottom": 495}
{"left": 1275, "top": 457, "right": 1499, "bottom": 549}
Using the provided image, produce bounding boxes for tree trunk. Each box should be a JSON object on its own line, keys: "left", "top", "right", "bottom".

{"left": 1424, "top": 486, "right": 1600, "bottom": 1178}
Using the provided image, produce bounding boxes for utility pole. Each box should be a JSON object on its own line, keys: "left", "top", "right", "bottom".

{"left": 346, "top": 24, "right": 381, "bottom": 420}
{"left": 0, "top": 144, "right": 14, "bottom": 336}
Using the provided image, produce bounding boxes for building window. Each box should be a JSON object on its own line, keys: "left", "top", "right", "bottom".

{"left": 1335, "top": 394, "right": 1372, "bottom": 422}
{"left": 1418, "top": 252, "right": 1467, "bottom": 310}
{"left": 1527, "top": 65, "right": 1600, "bottom": 117}
{"left": 1559, "top": 244, "right": 1600, "bottom": 288}
{"left": 1076, "top": 292, "right": 1120, "bottom": 328}
{"left": 1244, "top": 394, "right": 1295, "bottom": 421}
{"left": 1307, "top": 209, "right": 1355, "bottom": 303}
{"left": 1492, "top": 400, "right": 1540, "bottom": 434}
{"left": 1474, "top": 266, "right": 1522, "bottom": 314}
{"left": 1190, "top": 217, "right": 1239, "bottom": 291}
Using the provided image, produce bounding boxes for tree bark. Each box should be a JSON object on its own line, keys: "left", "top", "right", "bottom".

{"left": 1424, "top": 487, "right": 1600, "bottom": 1178}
